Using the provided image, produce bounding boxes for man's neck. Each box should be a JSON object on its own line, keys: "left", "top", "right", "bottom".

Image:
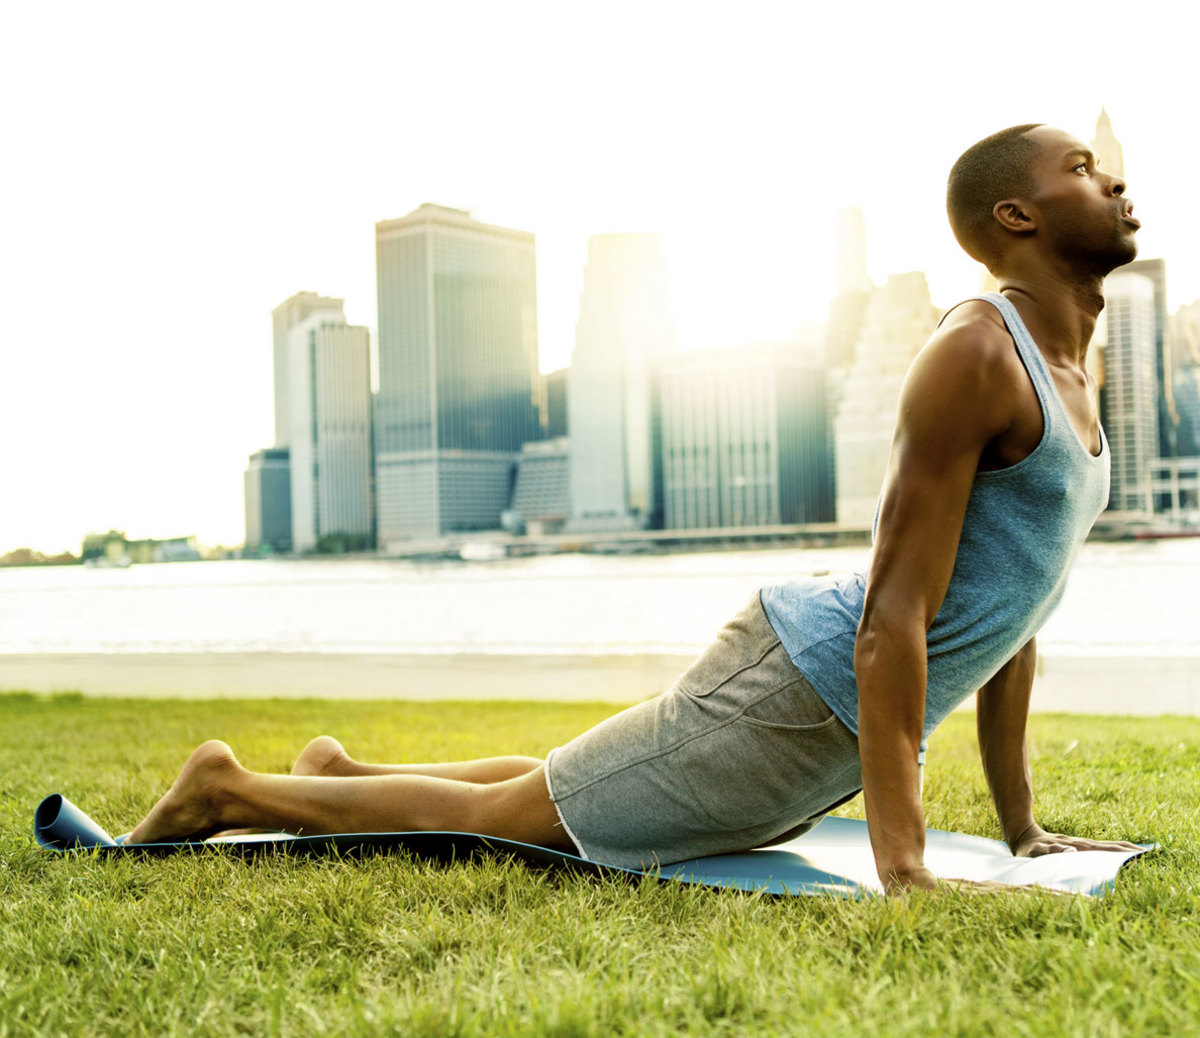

{"left": 993, "top": 269, "right": 1106, "bottom": 366}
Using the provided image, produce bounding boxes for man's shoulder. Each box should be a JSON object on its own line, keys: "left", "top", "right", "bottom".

{"left": 928, "top": 299, "right": 1014, "bottom": 359}
{"left": 911, "top": 298, "right": 1022, "bottom": 387}
{"left": 901, "top": 298, "right": 1026, "bottom": 428}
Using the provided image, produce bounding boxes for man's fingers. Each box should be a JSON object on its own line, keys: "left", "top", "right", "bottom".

{"left": 939, "top": 878, "right": 1064, "bottom": 896}
{"left": 1026, "top": 842, "right": 1078, "bottom": 856}
{"left": 1026, "top": 835, "right": 1143, "bottom": 856}
{"left": 1067, "top": 839, "right": 1144, "bottom": 853}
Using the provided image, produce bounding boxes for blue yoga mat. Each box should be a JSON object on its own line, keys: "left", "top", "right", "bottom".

{"left": 34, "top": 793, "right": 1151, "bottom": 897}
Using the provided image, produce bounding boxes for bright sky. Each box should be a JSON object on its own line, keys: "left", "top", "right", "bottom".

{"left": 2, "top": 1, "right": 1197, "bottom": 553}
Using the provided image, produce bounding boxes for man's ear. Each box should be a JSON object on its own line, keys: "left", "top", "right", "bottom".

{"left": 993, "top": 199, "right": 1036, "bottom": 235}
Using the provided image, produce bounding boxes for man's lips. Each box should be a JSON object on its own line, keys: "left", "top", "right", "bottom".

{"left": 1122, "top": 202, "right": 1141, "bottom": 228}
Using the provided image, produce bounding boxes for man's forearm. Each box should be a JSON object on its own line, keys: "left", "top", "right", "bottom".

{"left": 856, "top": 620, "right": 930, "bottom": 890}
{"left": 976, "top": 639, "right": 1038, "bottom": 848}
{"left": 860, "top": 723, "right": 927, "bottom": 885}
{"left": 980, "top": 733, "right": 1037, "bottom": 848}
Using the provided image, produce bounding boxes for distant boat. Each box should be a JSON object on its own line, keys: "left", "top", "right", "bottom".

{"left": 84, "top": 555, "right": 132, "bottom": 569}
{"left": 1132, "top": 528, "right": 1200, "bottom": 541}
{"left": 458, "top": 542, "right": 508, "bottom": 562}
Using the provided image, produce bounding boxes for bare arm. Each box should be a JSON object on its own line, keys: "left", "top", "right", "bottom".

{"left": 978, "top": 638, "right": 1144, "bottom": 858}
{"left": 976, "top": 638, "right": 1039, "bottom": 849}
{"left": 856, "top": 308, "right": 1018, "bottom": 894}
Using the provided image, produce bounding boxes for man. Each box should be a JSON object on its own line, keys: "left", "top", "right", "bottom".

{"left": 128, "top": 125, "right": 1142, "bottom": 893}
{"left": 840, "top": 123, "right": 1143, "bottom": 890}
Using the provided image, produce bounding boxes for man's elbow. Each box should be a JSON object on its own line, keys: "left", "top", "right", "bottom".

{"left": 854, "top": 602, "right": 925, "bottom": 676}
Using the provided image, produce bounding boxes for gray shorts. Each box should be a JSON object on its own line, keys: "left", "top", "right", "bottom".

{"left": 545, "top": 591, "right": 863, "bottom": 868}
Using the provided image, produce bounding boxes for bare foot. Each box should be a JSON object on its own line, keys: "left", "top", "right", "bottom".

{"left": 204, "top": 736, "right": 350, "bottom": 839}
{"left": 291, "top": 735, "right": 353, "bottom": 777}
{"left": 207, "top": 738, "right": 350, "bottom": 836}
{"left": 127, "top": 740, "right": 240, "bottom": 844}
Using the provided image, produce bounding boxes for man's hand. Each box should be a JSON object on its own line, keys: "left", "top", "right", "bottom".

{"left": 1010, "top": 823, "right": 1144, "bottom": 857}
{"left": 884, "top": 864, "right": 937, "bottom": 895}
{"left": 887, "top": 868, "right": 1050, "bottom": 896}
{"left": 937, "top": 878, "right": 1055, "bottom": 895}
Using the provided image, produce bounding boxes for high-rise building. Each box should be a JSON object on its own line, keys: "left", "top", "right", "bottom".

{"left": 1091, "top": 108, "right": 1125, "bottom": 178}
{"left": 661, "top": 343, "right": 832, "bottom": 529}
{"left": 835, "top": 208, "right": 871, "bottom": 298}
{"left": 1093, "top": 110, "right": 1184, "bottom": 511}
{"left": 568, "top": 234, "right": 673, "bottom": 531}
{"left": 834, "top": 272, "right": 938, "bottom": 527}
{"left": 1100, "top": 271, "right": 1160, "bottom": 515}
{"left": 1110, "top": 258, "right": 1175, "bottom": 462}
{"left": 824, "top": 208, "right": 872, "bottom": 370}
{"left": 374, "top": 204, "right": 541, "bottom": 548}
{"left": 1169, "top": 302, "right": 1200, "bottom": 458}
{"left": 271, "top": 292, "right": 346, "bottom": 447}
{"left": 243, "top": 447, "right": 292, "bottom": 553}
{"left": 1175, "top": 368, "right": 1200, "bottom": 461}
{"left": 507, "top": 437, "right": 571, "bottom": 536}
{"left": 543, "top": 368, "right": 568, "bottom": 439}
{"left": 285, "top": 313, "right": 374, "bottom": 551}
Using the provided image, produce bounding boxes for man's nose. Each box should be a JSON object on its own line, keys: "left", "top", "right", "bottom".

{"left": 1107, "top": 173, "right": 1127, "bottom": 196}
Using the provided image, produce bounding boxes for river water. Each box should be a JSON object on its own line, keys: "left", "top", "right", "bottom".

{"left": 0, "top": 540, "right": 1197, "bottom": 657}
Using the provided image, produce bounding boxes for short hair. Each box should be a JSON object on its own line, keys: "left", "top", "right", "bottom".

{"left": 946, "top": 124, "right": 1044, "bottom": 267}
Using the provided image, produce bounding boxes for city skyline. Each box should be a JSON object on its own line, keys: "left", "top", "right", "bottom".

{"left": 4, "top": 3, "right": 1199, "bottom": 553}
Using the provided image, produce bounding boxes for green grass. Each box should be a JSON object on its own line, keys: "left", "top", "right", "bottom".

{"left": 2, "top": 692, "right": 1199, "bottom": 1037}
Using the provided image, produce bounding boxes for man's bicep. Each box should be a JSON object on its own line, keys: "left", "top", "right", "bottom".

{"left": 867, "top": 445, "right": 978, "bottom": 627}
{"left": 865, "top": 330, "right": 1015, "bottom": 626}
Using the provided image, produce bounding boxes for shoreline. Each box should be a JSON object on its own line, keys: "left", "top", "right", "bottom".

{"left": 0, "top": 652, "right": 695, "bottom": 703}
{"left": 0, "top": 651, "right": 1198, "bottom": 714}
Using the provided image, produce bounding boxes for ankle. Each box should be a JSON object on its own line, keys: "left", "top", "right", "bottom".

{"left": 195, "top": 749, "right": 243, "bottom": 827}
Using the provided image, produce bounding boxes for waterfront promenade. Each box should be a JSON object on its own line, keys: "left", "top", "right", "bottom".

{"left": 3, "top": 650, "right": 1199, "bottom": 716}
{"left": 2, "top": 541, "right": 1197, "bottom": 713}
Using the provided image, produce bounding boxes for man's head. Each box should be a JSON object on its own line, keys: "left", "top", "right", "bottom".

{"left": 947, "top": 124, "right": 1138, "bottom": 276}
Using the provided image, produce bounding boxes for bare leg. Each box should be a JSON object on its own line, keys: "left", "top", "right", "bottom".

{"left": 291, "top": 736, "right": 542, "bottom": 783}
{"left": 208, "top": 736, "right": 543, "bottom": 839}
{"left": 127, "top": 740, "right": 572, "bottom": 851}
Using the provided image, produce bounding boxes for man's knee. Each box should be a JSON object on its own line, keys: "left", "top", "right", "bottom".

{"left": 469, "top": 766, "right": 557, "bottom": 841}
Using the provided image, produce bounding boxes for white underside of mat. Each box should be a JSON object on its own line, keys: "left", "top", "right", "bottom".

{"left": 657, "top": 816, "right": 1152, "bottom": 897}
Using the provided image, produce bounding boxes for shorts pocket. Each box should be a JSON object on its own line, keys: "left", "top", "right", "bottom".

{"left": 669, "top": 690, "right": 857, "bottom": 830}
{"left": 677, "top": 640, "right": 775, "bottom": 700}
{"left": 739, "top": 676, "right": 840, "bottom": 731}
{"left": 674, "top": 594, "right": 778, "bottom": 700}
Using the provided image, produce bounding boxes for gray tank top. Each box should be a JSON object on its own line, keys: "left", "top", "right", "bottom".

{"left": 761, "top": 293, "right": 1110, "bottom": 746}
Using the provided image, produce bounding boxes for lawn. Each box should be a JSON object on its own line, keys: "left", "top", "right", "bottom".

{"left": 2, "top": 692, "right": 1198, "bottom": 1037}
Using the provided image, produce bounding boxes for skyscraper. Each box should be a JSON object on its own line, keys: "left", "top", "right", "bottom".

{"left": 374, "top": 204, "right": 541, "bottom": 547}
{"left": 568, "top": 234, "right": 673, "bottom": 531}
{"left": 1101, "top": 271, "right": 1160, "bottom": 515}
{"left": 661, "top": 343, "right": 832, "bottom": 529}
{"left": 1093, "top": 110, "right": 1179, "bottom": 511}
{"left": 243, "top": 447, "right": 292, "bottom": 553}
{"left": 823, "top": 208, "right": 872, "bottom": 370}
{"left": 271, "top": 292, "right": 346, "bottom": 448}
{"left": 508, "top": 438, "right": 571, "bottom": 536}
{"left": 284, "top": 313, "right": 374, "bottom": 551}
{"left": 543, "top": 368, "right": 568, "bottom": 439}
{"left": 1169, "top": 302, "right": 1200, "bottom": 458}
{"left": 1091, "top": 108, "right": 1125, "bottom": 178}
{"left": 835, "top": 207, "right": 871, "bottom": 298}
{"left": 834, "top": 272, "right": 938, "bottom": 527}
{"left": 1110, "top": 257, "right": 1175, "bottom": 462}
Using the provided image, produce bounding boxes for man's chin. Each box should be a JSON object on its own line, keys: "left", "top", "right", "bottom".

{"left": 1098, "top": 239, "right": 1139, "bottom": 276}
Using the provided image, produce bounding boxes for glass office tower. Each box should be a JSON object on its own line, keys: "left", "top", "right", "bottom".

{"left": 567, "top": 233, "right": 673, "bottom": 531}
{"left": 374, "top": 204, "right": 541, "bottom": 547}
